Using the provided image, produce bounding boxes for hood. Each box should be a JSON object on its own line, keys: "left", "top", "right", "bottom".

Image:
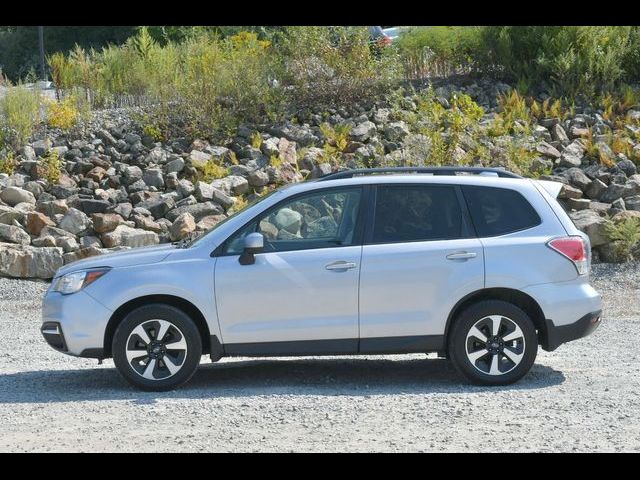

{"left": 54, "top": 243, "right": 176, "bottom": 278}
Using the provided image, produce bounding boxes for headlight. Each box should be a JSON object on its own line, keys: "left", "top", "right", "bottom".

{"left": 52, "top": 268, "right": 110, "bottom": 295}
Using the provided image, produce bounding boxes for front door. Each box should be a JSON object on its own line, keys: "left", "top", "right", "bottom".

{"left": 214, "top": 187, "right": 364, "bottom": 354}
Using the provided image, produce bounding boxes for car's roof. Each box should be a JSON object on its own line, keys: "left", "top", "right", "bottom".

{"left": 286, "top": 174, "right": 535, "bottom": 195}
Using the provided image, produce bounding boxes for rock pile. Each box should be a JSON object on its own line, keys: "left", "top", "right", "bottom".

{"left": 1, "top": 80, "right": 640, "bottom": 278}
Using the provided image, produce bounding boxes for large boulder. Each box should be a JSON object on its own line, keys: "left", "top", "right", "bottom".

{"left": 625, "top": 195, "right": 640, "bottom": 211}
{"left": 165, "top": 158, "right": 185, "bottom": 174}
{"left": 58, "top": 208, "right": 91, "bottom": 235}
{"left": 196, "top": 214, "right": 226, "bottom": 231}
{"left": 551, "top": 123, "right": 569, "bottom": 142}
{"left": 248, "top": 170, "right": 270, "bottom": 188}
{"left": 536, "top": 141, "right": 561, "bottom": 159}
{"left": 101, "top": 225, "right": 159, "bottom": 248}
{"left": 558, "top": 140, "right": 585, "bottom": 168}
{"left": 0, "top": 224, "right": 31, "bottom": 246}
{"left": 63, "top": 246, "right": 104, "bottom": 265}
{"left": 600, "top": 181, "right": 640, "bottom": 203}
{"left": 195, "top": 182, "right": 234, "bottom": 208}
{"left": 165, "top": 202, "right": 224, "bottom": 223}
{"left": 169, "top": 212, "right": 196, "bottom": 241}
{"left": 25, "top": 211, "right": 55, "bottom": 236}
{"left": 569, "top": 210, "right": 609, "bottom": 247}
{"left": 195, "top": 177, "right": 235, "bottom": 206}
{"left": 143, "top": 168, "right": 165, "bottom": 188}
{"left": 562, "top": 167, "right": 592, "bottom": 191}
{"left": 0, "top": 243, "right": 64, "bottom": 279}
{"left": 350, "top": 121, "right": 377, "bottom": 142}
{"left": 0, "top": 187, "right": 36, "bottom": 206}
{"left": 260, "top": 137, "right": 280, "bottom": 157}
{"left": 298, "top": 147, "right": 324, "bottom": 171}
{"left": 269, "top": 124, "right": 319, "bottom": 146}
{"left": 585, "top": 178, "right": 607, "bottom": 200}
{"left": 137, "top": 196, "right": 176, "bottom": 220}
{"left": 79, "top": 199, "right": 110, "bottom": 215}
{"left": 92, "top": 213, "right": 123, "bottom": 233}
{"left": 383, "top": 121, "right": 410, "bottom": 142}
{"left": 278, "top": 137, "right": 297, "bottom": 165}
{"left": 0, "top": 205, "right": 23, "bottom": 225}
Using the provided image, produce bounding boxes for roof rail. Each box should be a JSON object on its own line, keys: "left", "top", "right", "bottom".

{"left": 317, "top": 166, "right": 522, "bottom": 181}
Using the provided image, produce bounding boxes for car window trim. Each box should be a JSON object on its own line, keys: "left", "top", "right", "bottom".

{"left": 213, "top": 185, "right": 368, "bottom": 257}
{"left": 363, "top": 183, "right": 475, "bottom": 246}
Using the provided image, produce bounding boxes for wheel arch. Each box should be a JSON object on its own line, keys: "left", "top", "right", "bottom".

{"left": 444, "top": 288, "right": 548, "bottom": 348}
{"left": 103, "top": 295, "right": 211, "bottom": 357}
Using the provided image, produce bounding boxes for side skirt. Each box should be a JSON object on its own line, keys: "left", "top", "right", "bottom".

{"left": 218, "top": 335, "right": 445, "bottom": 358}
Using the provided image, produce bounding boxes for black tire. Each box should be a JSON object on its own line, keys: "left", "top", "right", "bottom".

{"left": 448, "top": 300, "right": 538, "bottom": 386}
{"left": 112, "top": 304, "right": 202, "bottom": 391}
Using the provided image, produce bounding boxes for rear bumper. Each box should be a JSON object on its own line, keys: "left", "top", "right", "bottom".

{"left": 541, "top": 310, "right": 602, "bottom": 351}
{"left": 522, "top": 279, "right": 602, "bottom": 351}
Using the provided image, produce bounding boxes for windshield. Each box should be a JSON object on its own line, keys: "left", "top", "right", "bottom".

{"left": 184, "top": 188, "right": 283, "bottom": 248}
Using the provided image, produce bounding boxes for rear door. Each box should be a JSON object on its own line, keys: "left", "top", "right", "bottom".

{"left": 461, "top": 184, "right": 581, "bottom": 287}
{"left": 358, "top": 184, "right": 484, "bottom": 351}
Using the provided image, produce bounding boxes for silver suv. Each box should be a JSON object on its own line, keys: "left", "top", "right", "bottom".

{"left": 41, "top": 167, "right": 603, "bottom": 391}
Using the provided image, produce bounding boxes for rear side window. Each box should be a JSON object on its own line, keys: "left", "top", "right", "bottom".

{"left": 372, "top": 185, "right": 464, "bottom": 243}
{"left": 462, "top": 186, "right": 541, "bottom": 237}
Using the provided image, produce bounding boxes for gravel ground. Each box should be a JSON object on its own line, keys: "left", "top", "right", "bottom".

{"left": 1, "top": 264, "right": 639, "bottom": 452}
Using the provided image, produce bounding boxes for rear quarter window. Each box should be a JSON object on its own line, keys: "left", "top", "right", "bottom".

{"left": 462, "top": 186, "right": 541, "bottom": 237}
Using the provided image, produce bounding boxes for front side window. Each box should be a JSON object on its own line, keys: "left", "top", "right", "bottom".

{"left": 462, "top": 186, "right": 541, "bottom": 237}
{"left": 371, "top": 185, "right": 464, "bottom": 243}
{"left": 224, "top": 188, "right": 362, "bottom": 254}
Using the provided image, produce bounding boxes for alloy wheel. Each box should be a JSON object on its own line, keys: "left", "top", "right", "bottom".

{"left": 465, "top": 315, "right": 526, "bottom": 376}
{"left": 125, "top": 319, "right": 188, "bottom": 380}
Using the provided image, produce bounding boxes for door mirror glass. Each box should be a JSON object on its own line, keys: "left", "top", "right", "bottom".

{"left": 239, "top": 232, "right": 264, "bottom": 265}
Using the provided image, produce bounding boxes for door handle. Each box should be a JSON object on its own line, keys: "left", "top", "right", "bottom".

{"left": 446, "top": 251, "right": 477, "bottom": 260}
{"left": 325, "top": 261, "right": 357, "bottom": 271}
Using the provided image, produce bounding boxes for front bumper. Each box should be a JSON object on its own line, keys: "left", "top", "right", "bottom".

{"left": 41, "top": 288, "right": 113, "bottom": 358}
{"left": 41, "top": 322, "right": 68, "bottom": 352}
{"left": 542, "top": 310, "right": 602, "bottom": 351}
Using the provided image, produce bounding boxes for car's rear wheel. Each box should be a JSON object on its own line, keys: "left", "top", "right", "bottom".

{"left": 112, "top": 304, "right": 202, "bottom": 391}
{"left": 448, "top": 300, "right": 538, "bottom": 386}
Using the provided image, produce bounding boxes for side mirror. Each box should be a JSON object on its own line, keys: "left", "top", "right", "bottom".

{"left": 239, "top": 232, "right": 264, "bottom": 265}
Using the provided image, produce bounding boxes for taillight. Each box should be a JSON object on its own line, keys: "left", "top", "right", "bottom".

{"left": 377, "top": 36, "right": 392, "bottom": 47}
{"left": 547, "top": 236, "right": 589, "bottom": 275}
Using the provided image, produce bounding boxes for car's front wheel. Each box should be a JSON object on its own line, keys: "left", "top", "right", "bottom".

{"left": 112, "top": 304, "right": 202, "bottom": 391}
{"left": 448, "top": 300, "right": 538, "bottom": 386}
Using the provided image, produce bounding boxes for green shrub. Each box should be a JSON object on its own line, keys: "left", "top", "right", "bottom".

{"left": 623, "top": 27, "right": 640, "bottom": 80}
{"left": 269, "top": 153, "right": 284, "bottom": 168}
{"left": 279, "top": 26, "right": 401, "bottom": 110}
{"left": 230, "top": 195, "right": 249, "bottom": 214}
{"left": 320, "top": 122, "right": 351, "bottom": 154}
{"left": 504, "top": 143, "right": 538, "bottom": 176}
{"left": 48, "top": 52, "right": 75, "bottom": 100}
{"left": 250, "top": 131, "right": 263, "bottom": 149}
{"left": 481, "top": 26, "right": 634, "bottom": 98}
{"left": 45, "top": 92, "right": 90, "bottom": 131}
{"left": 488, "top": 89, "right": 531, "bottom": 136}
{"left": 605, "top": 217, "right": 640, "bottom": 262}
{"left": 197, "top": 158, "right": 230, "bottom": 182}
{"left": 39, "top": 149, "right": 63, "bottom": 184}
{"left": 0, "top": 150, "right": 18, "bottom": 175}
{"left": 396, "top": 26, "right": 485, "bottom": 79}
{"left": 0, "top": 84, "right": 42, "bottom": 147}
